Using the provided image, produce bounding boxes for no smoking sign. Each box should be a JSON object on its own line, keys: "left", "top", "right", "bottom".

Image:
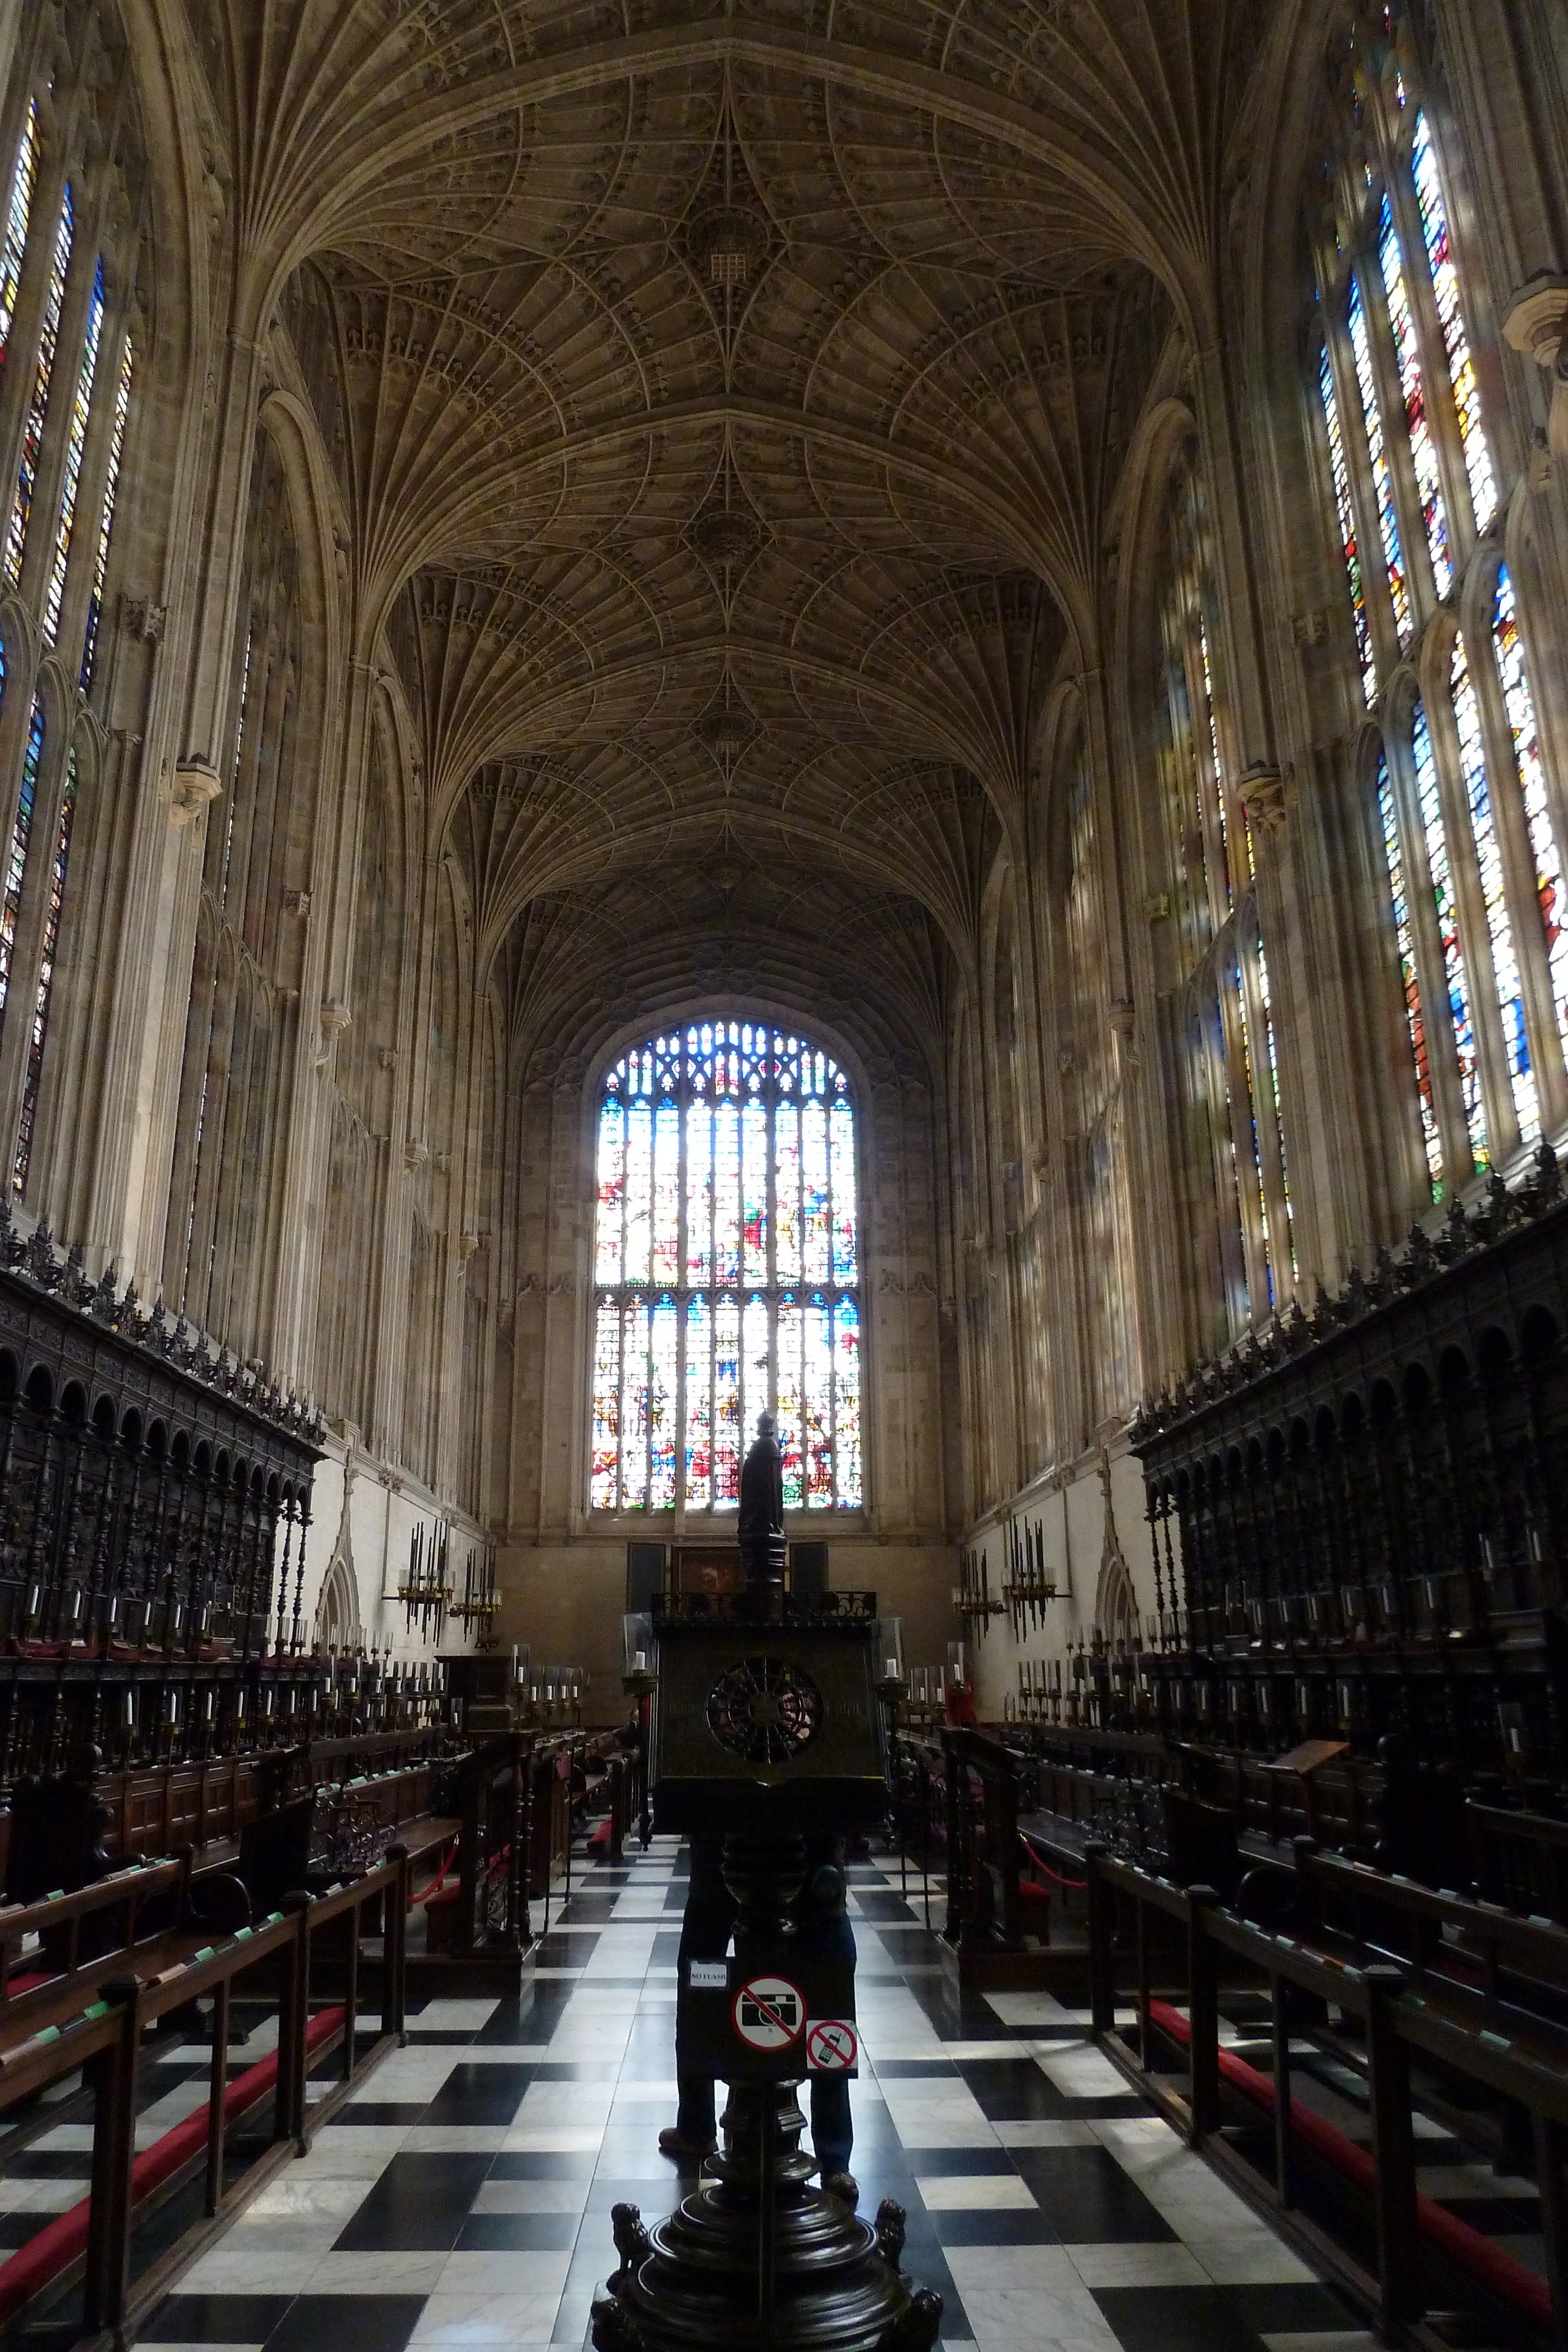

{"left": 806, "top": 2019, "right": 858, "bottom": 2073}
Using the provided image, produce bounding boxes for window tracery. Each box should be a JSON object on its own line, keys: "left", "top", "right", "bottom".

{"left": 1155, "top": 456, "right": 1293, "bottom": 1341}
{"left": 0, "top": 29, "right": 144, "bottom": 1211}
{"left": 1310, "top": 10, "right": 1567, "bottom": 1195}
{"left": 591, "top": 1021, "right": 862, "bottom": 1515}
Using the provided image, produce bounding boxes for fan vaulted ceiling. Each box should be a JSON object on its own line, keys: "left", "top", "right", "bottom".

{"left": 196, "top": 0, "right": 1266, "bottom": 1069}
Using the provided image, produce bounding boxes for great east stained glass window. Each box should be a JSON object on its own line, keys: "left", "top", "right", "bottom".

{"left": 592, "top": 1021, "right": 862, "bottom": 1513}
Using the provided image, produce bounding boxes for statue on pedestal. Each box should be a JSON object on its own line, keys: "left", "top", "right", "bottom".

{"left": 737, "top": 1410, "right": 787, "bottom": 1603}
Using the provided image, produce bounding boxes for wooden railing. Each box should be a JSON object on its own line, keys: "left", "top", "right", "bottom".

{"left": 1084, "top": 1843, "right": 1568, "bottom": 2342}
{"left": 0, "top": 1849, "right": 407, "bottom": 2339}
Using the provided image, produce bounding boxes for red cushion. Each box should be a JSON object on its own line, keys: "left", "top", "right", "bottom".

{"left": 0, "top": 2004, "right": 343, "bottom": 2325}
{"left": 1148, "top": 2000, "right": 1552, "bottom": 2333}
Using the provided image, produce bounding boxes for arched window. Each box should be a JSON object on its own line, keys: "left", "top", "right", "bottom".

{"left": 591, "top": 1021, "right": 862, "bottom": 1514}
{"left": 1155, "top": 456, "right": 1293, "bottom": 1339}
{"left": 1311, "top": 9, "right": 1568, "bottom": 1190}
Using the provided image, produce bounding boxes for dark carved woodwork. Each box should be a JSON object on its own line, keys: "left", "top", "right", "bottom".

{"left": 1131, "top": 1162, "right": 1568, "bottom": 1805}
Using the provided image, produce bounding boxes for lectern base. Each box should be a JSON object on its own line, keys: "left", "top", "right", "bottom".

{"left": 590, "top": 2079, "right": 942, "bottom": 2352}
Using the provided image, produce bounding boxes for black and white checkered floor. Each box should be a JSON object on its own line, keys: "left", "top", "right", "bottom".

{"left": 93, "top": 1841, "right": 1398, "bottom": 2350}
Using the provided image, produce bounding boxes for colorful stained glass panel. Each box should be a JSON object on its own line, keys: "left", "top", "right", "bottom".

{"left": 805, "top": 1297, "right": 833, "bottom": 1505}
{"left": 714, "top": 1101, "right": 741, "bottom": 1283}
{"left": 1412, "top": 112, "right": 1497, "bottom": 533}
{"left": 833, "top": 1300, "right": 861, "bottom": 1506}
{"left": 6, "top": 182, "right": 72, "bottom": 586}
{"left": 43, "top": 255, "right": 103, "bottom": 644}
{"left": 1495, "top": 567, "right": 1568, "bottom": 1060}
{"left": 1414, "top": 697, "right": 1487, "bottom": 1170}
{"left": 0, "top": 103, "right": 38, "bottom": 371}
{"left": 684, "top": 1295, "right": 712, "bottom": 1508}
{"left": 652, "top": 1102, "right": 680, "bottom": 1284}
{"left": 743, "top": 1294, "right": 770, "bottom": 1455}
{"left": 79, "top": 335, "right": 131, "bottom": 693}
{"left": 1379, "top": 193, "right": 1450, "bottom": 596}
{"left": 620, "top": 1300, "right": 650, "bottom": 1508}
{"left": 685, "top": 1101, "right": 713, "bottom": 1285}
{"left": 1320, "top": 339, "right": 1376, "bottom": 703}
{"left": 596, "top": 1101, "right": 625, "bottom": 1283}
{"left": 648, "top": 1295, "right": 678, "bottom": 1508}
{"left": 12, "top": 748, "right": 75, "bottom": 1196}
{"left": 1453, "top": 632, "right": 1537, "bottom": 1143}
{"left": 0, "top": 698, "right": 44, "bottom": 1022}
{"left": 624, "top": 1103, "right": 652, "bottom": 1284}
{"left": 742, "top": 1098, "right": 768, "bottom": 1281}
{"left": 1378, "top": 751, "right": 1443, "bottom": 1194}
{"left": 713, "top": 1294, "right": 741, "bottom": 1504}
{"left": 1348, "top": 272, "right": 1412, "bottom": 643}
{"left": 777, "top": 1294, "right": 804, "bottom": 1508}
{"left": 830, "top": 1099, "right": 857, "bottom": 1282}
{"left": 591, "top": 1300, "right": 620, "bottom": 1508}
{"left": 775, "top": 1100, "right": 801, "bottom": 1279}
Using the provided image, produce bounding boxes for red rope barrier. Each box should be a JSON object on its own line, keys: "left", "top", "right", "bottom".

{"left": 410, "top": 1844, "right": 457, "bottom": 1906}
{"left": 1019, "top": 1832, "right": 1085, "bottom": 1892}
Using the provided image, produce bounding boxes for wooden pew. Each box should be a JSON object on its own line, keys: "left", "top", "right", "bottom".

{"left": 0, "top": 1850, "right": 408, "bottom": 2340}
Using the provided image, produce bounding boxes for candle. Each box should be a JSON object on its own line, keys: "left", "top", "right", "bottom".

{"left": 634, "top": 1650, "right": 647, "bottom": 1672}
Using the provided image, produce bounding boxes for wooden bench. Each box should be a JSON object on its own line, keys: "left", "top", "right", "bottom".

{"left": 0, "top": 1851, "right": 409, "bottom": 2340}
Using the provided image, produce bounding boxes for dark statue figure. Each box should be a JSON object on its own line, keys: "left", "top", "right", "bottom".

{"left": 737, "top": 1409, "right": 784, "bottom": 1537}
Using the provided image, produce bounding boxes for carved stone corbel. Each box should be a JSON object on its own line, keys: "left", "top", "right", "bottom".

{"left": 168, "top": 761, "right": 221, "bottom": 828}
{"left": 1503, "top": 276, "right": 1568, "bottom": 469}
{"left": 1238, "top": 761, "right": 1290, "bottom": 834}
{"left": 316, "top": 1001, "right": 351, "bottom": 1067}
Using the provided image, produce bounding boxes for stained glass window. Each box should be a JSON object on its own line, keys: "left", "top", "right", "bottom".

{"left": 5, "top": 182, "right": 73, "bottom": 587}
{"left": 1320, "top": 340, "right": 1376, "bottom": 703}
{"left": 1253, "top": 936, "right": 1296, "bottom": 1274}
{"left": 0, "top": 697, "right": 44, "bottom": 1025}
{"left": 1198, "top": 620, "right": 1235, "bottom": 901}
{"left": 1348, "top": 271, "right": 1412, "bottom": 643}
{"left": 1413, "top": 697, "right": 1487, "bottom": 1170}
{"left": 42, "top": 256, "right": 103, "bottom": 643}
{"left": 1412, "top": 111, "right": 1497, "bottom": 534}
{"left": 1377, "top": 751, "right": 1442, "bottom": 1194}
{"left": 590, "top": 1020, "right": 862, "bottom": 1511}
{"left": 1231, "top": 958, "right": 1273, "bottom": 1306}
{"left": 1378, "top": 192, "right": 1450, "bottom": 596}
{"left": 13, "top": 748, "right": 75, "bottom": 1195}
{"left": 1495, "top": 566, "right": 1568, "bottom": 1060}
{"left": 1452, "top": 632, "right": 1537, "bottom": 1144}
{"left": 79, "top": 333, "right": 131, "bottom": 693}
{"left": 0, "top": 101, "right": 38, "bottom": 372}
